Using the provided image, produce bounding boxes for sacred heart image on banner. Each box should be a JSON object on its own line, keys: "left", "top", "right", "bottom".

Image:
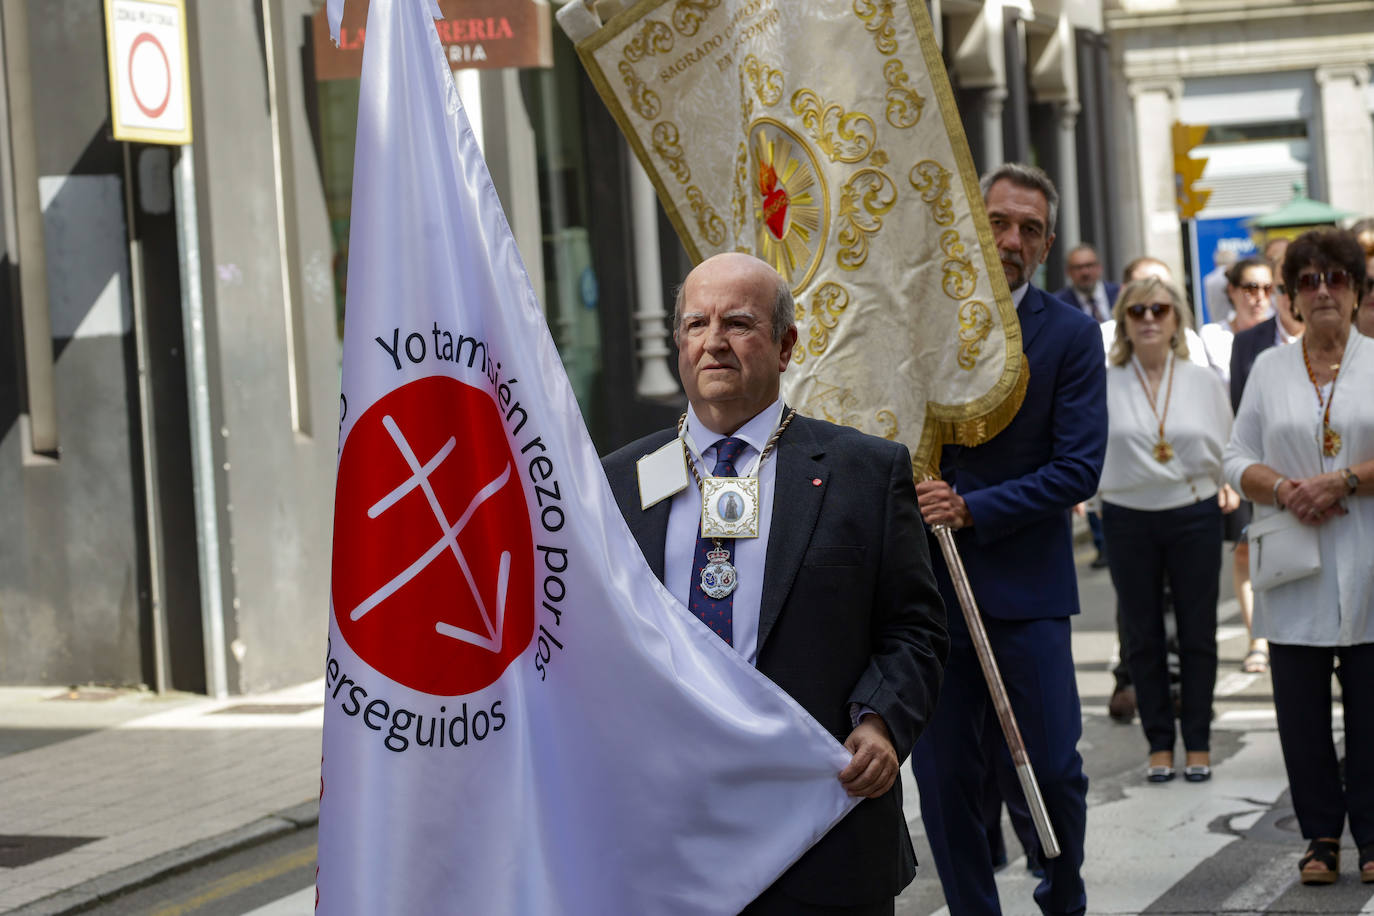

{"left": 563, "top": 0, "right": 1028, "bottom": 474}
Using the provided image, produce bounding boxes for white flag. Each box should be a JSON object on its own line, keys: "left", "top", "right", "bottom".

{"left": 317, "top": 2, "right": 858, "bottom": 914}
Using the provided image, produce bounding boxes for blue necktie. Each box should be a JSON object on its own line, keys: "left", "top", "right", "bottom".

{"left": 688, "top": 437, "right": 747, "bottom": 645}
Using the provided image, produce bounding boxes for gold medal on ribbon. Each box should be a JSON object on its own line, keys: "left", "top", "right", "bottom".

{"left": 1323, "top": 424, "right": 1342, "bottom": 458}
{"left": 1131, "top": 354, "right": 1176, "bottom": 465}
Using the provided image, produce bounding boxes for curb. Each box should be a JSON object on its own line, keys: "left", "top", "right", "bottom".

{"left": 4, "top": 800, "right": 319, "bottom": 916}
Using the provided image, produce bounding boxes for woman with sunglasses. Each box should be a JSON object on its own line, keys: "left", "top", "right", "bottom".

{"left": 1200, "top": 258, "right": 1274, "bottom": 383}
{"left": 1100, "top": 278, "right": 1232, "bottom": 786}
{"left": 1223, "top": 228, "right": 1374, "bottom": 885}
{"left": 1356, "top": 238, "right": 1374, "bottom": 338}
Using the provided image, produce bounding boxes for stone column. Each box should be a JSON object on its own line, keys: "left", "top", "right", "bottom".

{"left": 628, "top": 154, "right": 680, "bottom": 399}
{"left": 1127, "top": 79, "right": 1184, "bottom": 282}
{"left": 1315, "top": 65, "right": 1374, "bottom": 217}
{"left": 978, "top": 86, "right": 1009, "bottom": 174}
{"left": 1056, "top": 100, "right": 1082, "bottom": 248}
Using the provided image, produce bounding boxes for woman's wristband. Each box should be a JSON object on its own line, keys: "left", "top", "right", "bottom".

{"left": 1272, "top": 477, "right": 1288, "bottom": 509}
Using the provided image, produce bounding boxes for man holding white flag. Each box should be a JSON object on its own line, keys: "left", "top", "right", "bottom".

{"left": 317, "top": 1, "right": 945, "bottom": 914}
{"left": 603, "top": 252, "right": 949, "bottom": 914}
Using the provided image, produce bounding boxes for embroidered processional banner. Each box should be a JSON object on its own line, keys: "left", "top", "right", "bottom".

{"left": 560, "top": 0, "right": 1026, "bottom": 472}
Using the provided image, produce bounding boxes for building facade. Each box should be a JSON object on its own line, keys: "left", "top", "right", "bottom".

{"left": 1107, "top": 0, "right": 1374, "bottom": 294}
{"left": 3, "top": 0, "right": 1117, "bottom": 694}
{"left": 2, "top": 1, "right": 339, "bottom": 695}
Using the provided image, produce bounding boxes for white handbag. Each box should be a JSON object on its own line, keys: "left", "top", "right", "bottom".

{"left": 1247, "top": 510, "right": 1321, "bottom": 591}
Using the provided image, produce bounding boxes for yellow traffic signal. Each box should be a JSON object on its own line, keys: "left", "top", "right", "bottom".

{"left": 1172, "top": 122, "right": 1211, "bottom": 220}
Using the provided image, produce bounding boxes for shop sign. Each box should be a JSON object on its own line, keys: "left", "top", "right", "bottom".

{"left": 313, "top": 0, "right": 553, "bottom": 79}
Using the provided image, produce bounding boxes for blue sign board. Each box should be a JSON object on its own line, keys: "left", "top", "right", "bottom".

{"left": 1190, "top": 215, "right": 1257, "bottom": 324}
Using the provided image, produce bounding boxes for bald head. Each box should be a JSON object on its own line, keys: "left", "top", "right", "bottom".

{"left": 674, "top": 253, "right": 795, "bottom": 343}
{"left": 673, "top": 252, "right": 799, "bottom": 435}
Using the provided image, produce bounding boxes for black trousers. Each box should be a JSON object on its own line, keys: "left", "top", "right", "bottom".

{"left": 740, "top": 888, "right": 894, "bottom": 915}
{"left": 1270, "top": 641, "right": 1374, "bottom": 846}
{"left": 1102, "top": 499, "right": 1221, "bottom": 753}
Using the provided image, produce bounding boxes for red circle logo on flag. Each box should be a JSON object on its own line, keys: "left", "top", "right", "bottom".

{"left": 332, "top": 376, "right": 534, "bottom": 696}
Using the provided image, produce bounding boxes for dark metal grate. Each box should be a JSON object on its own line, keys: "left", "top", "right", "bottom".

{"left": 0, "top": 834, "right": 99, "bottom": 868}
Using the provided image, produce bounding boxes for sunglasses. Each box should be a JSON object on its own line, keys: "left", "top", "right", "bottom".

{"left": 1124, "top": 302, "right": 1173, "bottom": 320}
{"left": 1239, "top": 282, "right": 1274, "bottom": 295}
{"left": 1295, "top": 269, "right": 1352, "bottom": 292}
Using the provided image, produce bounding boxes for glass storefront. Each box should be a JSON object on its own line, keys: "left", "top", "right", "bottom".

{"left": 306, "top": 13, "right": 611, "bottom": 440}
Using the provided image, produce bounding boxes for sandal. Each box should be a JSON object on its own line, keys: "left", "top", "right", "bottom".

{"left": 1299, "top": 838, "right": 1340, "bottom": 885}
{"left": 1242, "top": 649, "right": 1269, "bottom": 674}
{"left": 1361, "top": 843, "right": 1374, "bottom": 884}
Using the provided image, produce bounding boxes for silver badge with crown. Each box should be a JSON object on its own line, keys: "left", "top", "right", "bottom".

{"left": 698, "top": 545, "right": 739, "bottom": 599}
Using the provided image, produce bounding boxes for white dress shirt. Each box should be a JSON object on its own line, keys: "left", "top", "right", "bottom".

{"left": 1099, "top": 357, "right": 1231, "bottom": 511}
{"left": 664, "top": 399, "right": 782, "bottom": 664}
{"left": 1223, "top": 332, "right": 1374, "bottom": 646}
{"left": 1200, "top": 321, "right": 1235, "bottom": 383}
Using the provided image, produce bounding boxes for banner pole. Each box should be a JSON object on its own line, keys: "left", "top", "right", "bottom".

{"left": 930, "top": 523, "right": 1062, "bottom": 860}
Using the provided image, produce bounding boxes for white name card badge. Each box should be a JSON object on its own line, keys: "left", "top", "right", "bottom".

{"left": 637, "top": 438, "right": 689, "bottom": 510}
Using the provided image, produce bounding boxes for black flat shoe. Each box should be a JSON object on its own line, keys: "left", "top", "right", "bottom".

{"left": 1183, "top": 764, "right": 1211, "bottom": 782}
{"left": 1146, "top": 764, "right": 1175, "bottom": 783}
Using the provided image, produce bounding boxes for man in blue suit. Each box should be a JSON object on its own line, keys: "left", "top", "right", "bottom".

{"left": 911, "top": 163, "right": 1107, "bottom": 916}
{"left": 1053, "top": 243, "right": 1119, "bottom": 323}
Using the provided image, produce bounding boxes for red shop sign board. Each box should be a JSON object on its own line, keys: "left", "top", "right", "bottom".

{"left": 313, "top": 0, "right": 553, "bottom": 80}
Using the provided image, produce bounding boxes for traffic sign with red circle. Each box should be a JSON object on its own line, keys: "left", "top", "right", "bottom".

{"left": 104, "top": 0, "right": 192, "bottom": 145}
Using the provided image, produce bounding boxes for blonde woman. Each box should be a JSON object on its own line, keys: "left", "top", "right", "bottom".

{"left": 1100, "top": 278, "right": 1234, "bottom": 783}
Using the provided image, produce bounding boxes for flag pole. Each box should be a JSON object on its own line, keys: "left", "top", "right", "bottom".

{"left": 928, "top": 522, "right": 1062, "bottom": 860}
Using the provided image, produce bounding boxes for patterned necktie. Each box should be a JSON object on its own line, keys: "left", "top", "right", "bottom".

{"left": 687, "top": 437, "right": 747, "bottom": 645}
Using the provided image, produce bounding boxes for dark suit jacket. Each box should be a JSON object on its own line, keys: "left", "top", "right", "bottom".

{"left": 1053, "top": 281, "right": 1120, "bottom": 321}
{"left": 1230, "top": 315, "right": 1278, "bottom": 411}
{"left": 603, "top": 414, "right": 948, "bottom": 907}
{"left": 935, "top": 285, "right": 1108, "bottom": 619}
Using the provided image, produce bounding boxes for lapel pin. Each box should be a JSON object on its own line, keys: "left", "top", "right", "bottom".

{"left": 811, "top": 478, "right": 822, "bottom": 487}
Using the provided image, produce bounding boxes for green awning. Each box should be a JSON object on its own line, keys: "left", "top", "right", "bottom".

{"left": 1248, "top": 183, "right": 1359, "bottom": 228}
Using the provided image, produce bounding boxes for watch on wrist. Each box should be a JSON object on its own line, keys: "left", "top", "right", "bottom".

{"left": 1341, "top": 467, "right": 1360, "bottom": 494}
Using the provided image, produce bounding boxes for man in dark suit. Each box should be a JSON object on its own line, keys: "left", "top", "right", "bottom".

{"left": 1230, "top": 274, "right": 1302, "bottom": 412}
{"left": 1054, "top": 243, "right": 1119, "bottom": 323}
{"left": 602, "top": 252, "right": 948, "bottom": 915}
{"left": 911, "top": 164, "right": 1107, "bottom": 916}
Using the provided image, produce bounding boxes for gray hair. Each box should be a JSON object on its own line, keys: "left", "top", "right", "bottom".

{"left": 980, "top": 163, "right": 1059, "bottom": 236}
{"left": 671, "top": 262, "right": 796, "bottom": 343}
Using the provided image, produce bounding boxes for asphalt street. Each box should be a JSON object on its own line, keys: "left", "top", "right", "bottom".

{"left": 15, "top": 541, "right": 1369, "bottom": 916}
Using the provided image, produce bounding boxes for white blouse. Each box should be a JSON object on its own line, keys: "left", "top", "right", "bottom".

{"left": 1223, "top": 332, "right": 1374, "bottom": 646}
{"left": 1199, "top": 321, "right": 1234, "bottom": 383}
{"left": 1100, "top": 357, "right": 1232, "bottom": 511}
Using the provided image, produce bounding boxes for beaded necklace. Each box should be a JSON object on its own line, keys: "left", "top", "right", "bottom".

{"left": 1300, "top": 338, "right": 1343, "bottom": 458}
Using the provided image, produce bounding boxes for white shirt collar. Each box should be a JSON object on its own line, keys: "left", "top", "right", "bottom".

{"left": 1011, "top": 282, "right": 1030, "bottom": 309}
{"left": 684, "top": 397, "right": 784, "bottom": 460}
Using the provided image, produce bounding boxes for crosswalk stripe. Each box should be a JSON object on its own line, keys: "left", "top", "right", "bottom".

{"left": 239, "top": 885, "right": 314, "bottom": 916}
{"left": 1215, "top": 848, "right": 1300, "bottom": 912}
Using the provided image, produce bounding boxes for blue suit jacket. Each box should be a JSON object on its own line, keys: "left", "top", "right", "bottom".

{"left": 1053, "top": 281, "right": 1120, "bottom": 321}
{"left": 934, "top": 285, "right": 1108, "bottom": 620}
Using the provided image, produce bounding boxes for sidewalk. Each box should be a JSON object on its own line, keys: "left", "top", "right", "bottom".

{"left": 0, "top": 681, "right": 324, "bottom": 915}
